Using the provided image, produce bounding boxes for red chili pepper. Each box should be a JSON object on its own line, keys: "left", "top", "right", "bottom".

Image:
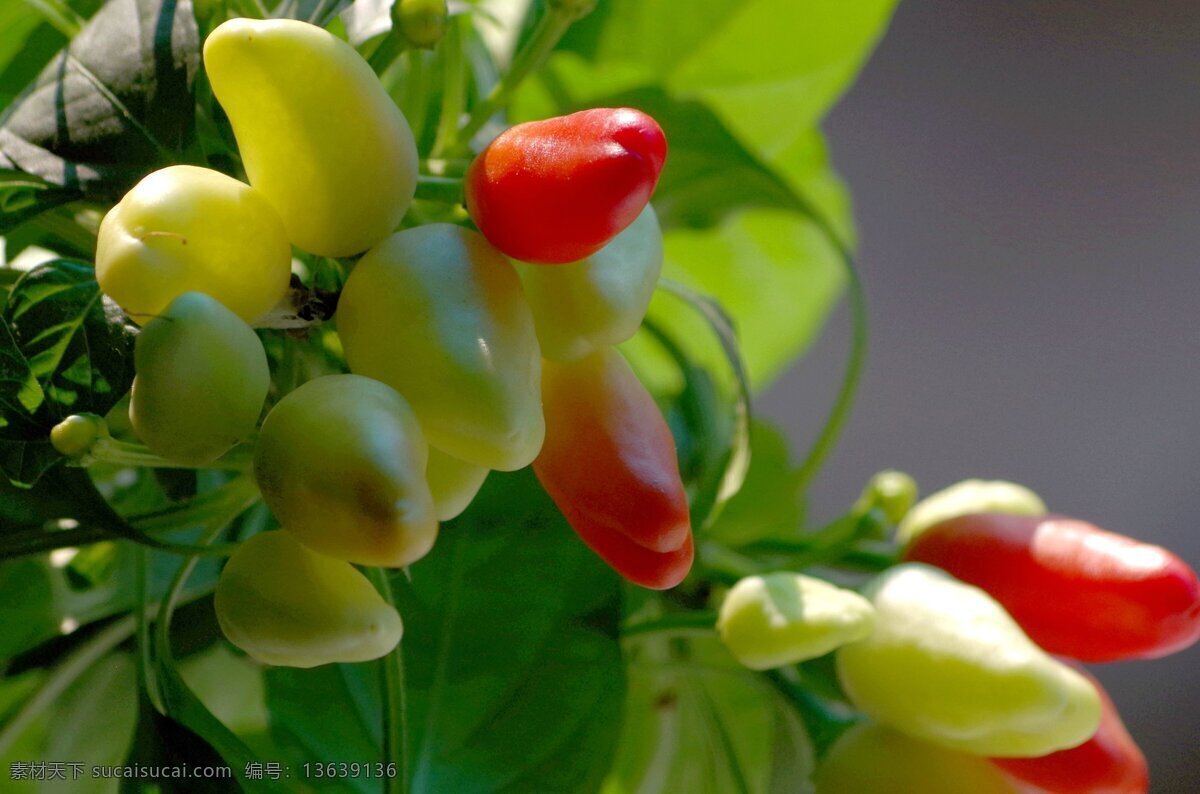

{"left": 903, "top": 513, "right": 1200, "bottom": 662}
{"left": 533, "top": 347, "right": 693, "bottom": 589}
{"left": 465, "top": 108, "right": 667, "bottom": 265}
{"left": 992, "top": 664, "right": 1149, "bottom": 794}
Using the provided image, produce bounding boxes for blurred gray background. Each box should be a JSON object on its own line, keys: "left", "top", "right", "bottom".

{"left": 758, "top": 0, "right": 1200, "bottom": 790}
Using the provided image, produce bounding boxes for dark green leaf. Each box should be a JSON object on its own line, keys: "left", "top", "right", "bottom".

{"left": 396, "top": 469, "right": 624, "bottom": 794}
{"left": 0, "top": 259, "right": 135, "bottom": 457}
{"left": 706, "top": 420, "right": 805, "bottom": 547}
{"left": 264, "top": 663, "right": 382, "bottom": 794}
{"left": 0, "top": 652, "right": 139, "bottom": 790}
{"left": 0, "top": 0, "right": 199, "bottom": 203}
{"left": 0, "top": 167, "right": 76, "bottom": 233}
{"left": 123, "top": 686, "right": 241, "bottom": 793}
{"left": 608, "top": 636, "right": 815, "bottom": 793}
{"left": 155, "top": 652, "right": 283, "bottom": 794}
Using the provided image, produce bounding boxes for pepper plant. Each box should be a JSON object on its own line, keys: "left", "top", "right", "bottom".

{"left": 0, "top": 1, "right": 1195, "bottom": 793}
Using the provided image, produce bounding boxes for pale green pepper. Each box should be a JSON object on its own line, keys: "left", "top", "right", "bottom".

{"left": 815, "top": 723, "right": 1022, "bottom": 794}
{"left": 716, "top": 572, "right": 875, "bottom": 670}
{"left": 337, "top": 224, "right": 544, "bottom": 471}
{"left": 426, "top": 447, "right": 489, "bottom": 521}
{"left": 515, "top": 205, "right": 662, "bottom": 362}
{"left": 95, "top": 166, "right": 292, "bottom": 324}
{"left": 129, "top": 292, "right": 269, "bottom": 465}
{"left": 835, "top": 563, "right": 1100, "bottom": 757}
{"left": 215, "top": 531, "right": 403, "bottom": 668}
{"left": 253, "top": 375, "right": 438, "bottom": 568}
{"left": 204, "top": 19, "right": 419, "bottom": 257}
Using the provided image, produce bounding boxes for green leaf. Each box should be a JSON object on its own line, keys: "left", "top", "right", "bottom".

{"left": 0, "top": 168, "right": 76, "bottom": 234}
{"left": 0, "top": 651, "right": 139, "bottom": 792}
{"left": 514, "top": 64, "right": 854, "bottom": 389}
{"left": 561, "top": 0, "right": 898, "bottom": 155}
{"left": 124, "top": 685, "right": 243, "bottom": 793}
{"left": 397, "top": 468, "right": 625, "bottom": 794}
{"left": 0, "top": 0, "right": 199, "bottom": 204}
{"left": 264, "top": 664, "right": 382, "bottom": 794}
{"left": 705, "top": 420, "right": 805, "bottom": 547}
{"left": 605, "top": 636, "right": 815, "bottom": 794}
{"left": 0, "top": 259, "right": 134, "bottom": 483}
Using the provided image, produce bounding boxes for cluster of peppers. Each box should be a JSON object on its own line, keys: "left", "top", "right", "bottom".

{"left": 41, "top": 11, "right": 1199, "bottom": 792}
{"left": 53, "top": 17, "right": 692, "bottom": 667}
{"left": 717, "top": 478, "right": 1200, "bottom": 793}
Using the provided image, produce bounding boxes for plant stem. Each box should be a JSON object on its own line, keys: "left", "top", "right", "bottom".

{"left": 793, "top": 202, "right": 868, "bottom": 494}
{"left": 369, "top": 568, "right": 410, "bottom": 794}
{"left": 447, "top": 0, "right": 594, "bottom": 156}
{"left": 431, "top": 16, "right": 467, "bottom": 159}
{"left": 414, "top": 175, "right": 464, "bottom": 205}
{"left": 153, "top": 497, "right": 252, "bottom": 668}
{"left": 83, "top": 438, "right": 254, "bottom": 471}
{"left": 622, "top": 610, "right": 718, "bottom": 639}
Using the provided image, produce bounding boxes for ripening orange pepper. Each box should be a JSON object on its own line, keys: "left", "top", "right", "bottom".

{"left": 533, "top": 347, "right": 693, "bottom": 589}
{"left": 465, "top": 108, "right": 667, "bottom": 264}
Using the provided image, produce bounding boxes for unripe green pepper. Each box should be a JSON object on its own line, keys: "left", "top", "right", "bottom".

{"left": 130, "top": 292, "right": 269, "bottom": 465}
{"left": 895, "top": 479, "right": 1045, "bottom": 545}
{"left": 204, "top": 19, "right": 419, "bottom": 257}
{"left": 716, "top": 572, "right": 875, "bottom": 670}
{"left": 337, "top": 224, "right": 544, "bottom": 471}
{"left": 254, "top": 375, "right": 437, "bottom": 568}
{"left": 835, "top": 563, "right": 1101, "bottom": 757}
{"left": 515, "top": 205, "right": 662, "bottom": 362}
{"left": 214, "top": 531, "right": 403, "bottom": 668}
{"left": 95, "top": 165, "right": 292, "bottom": 323}
{"left": 426, "top": 447, "right": 489, "bottom": 521}
{"left": 815, "top": 723, "right": 1023, "bottom": 794}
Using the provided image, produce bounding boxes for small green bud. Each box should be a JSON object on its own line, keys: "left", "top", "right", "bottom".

{"left": 50, "top": 414, "right": 109, "bottom": 458}
{"left": 392, "top": 0, "right": 448, "bottom": 50}
{"left": 854, "top": 470, "right": 918, "bottom": 526}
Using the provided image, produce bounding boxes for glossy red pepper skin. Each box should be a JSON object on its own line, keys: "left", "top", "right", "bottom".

{"left": 992, "top": 665, "right": 1149, "bottom": 794}
{"left": 533, "top": 348, "right": 693, "bottom": 589}
{"left": 465, "top": 108, "right": 667, "bottom": 264}
{"left": 904, "top": 513, "right": 1200, "bottom": 662}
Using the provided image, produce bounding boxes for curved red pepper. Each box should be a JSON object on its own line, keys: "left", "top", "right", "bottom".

{"left": 465, "top": 108, "right": 667, "bottom": 264}
{"left": 904, "top": 513, "right": 1200, "bottom": 662}
{"left": 533, "top": 348, "right": 693, "bottom": 589}
{"left": 992, "top": 665, "right": 1149, "bottom": 794}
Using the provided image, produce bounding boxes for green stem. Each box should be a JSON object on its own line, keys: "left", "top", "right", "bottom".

{"left": 793, "top": 203, "right": 868, "bottom": 494}
{"left": 402, "top": 49, "right": 432, "bottom": 146}
{"left": 369, "top": 34, "right": 406, "bottom": 75}
{"left": 153, "top": 499, "right": 250, "bottom": 667}
{"left": 133, "top": 547, "right": 157, "bottom": 705}
{"left": 83, "top": 438, "right": 254, "bottom": 471}
{"left": 447, "top": 0, "right": 594, "bottom": 156}
{"left": 369, "top": 568, "right": 409, "bottom": 794}
{"left": 414, "top": 175, "right": 464, "bottom": 205}
{"left": 698, "top": 542, "right": 762, "bottom": 583}
{"left": 431, "top": 16, "right": 467, "bottom": 159}
{"left": 622, "top": 610, "right": 718, "bottom": 639}
{"left": 21, "top": 0, "right": 84, "bottom": 37}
